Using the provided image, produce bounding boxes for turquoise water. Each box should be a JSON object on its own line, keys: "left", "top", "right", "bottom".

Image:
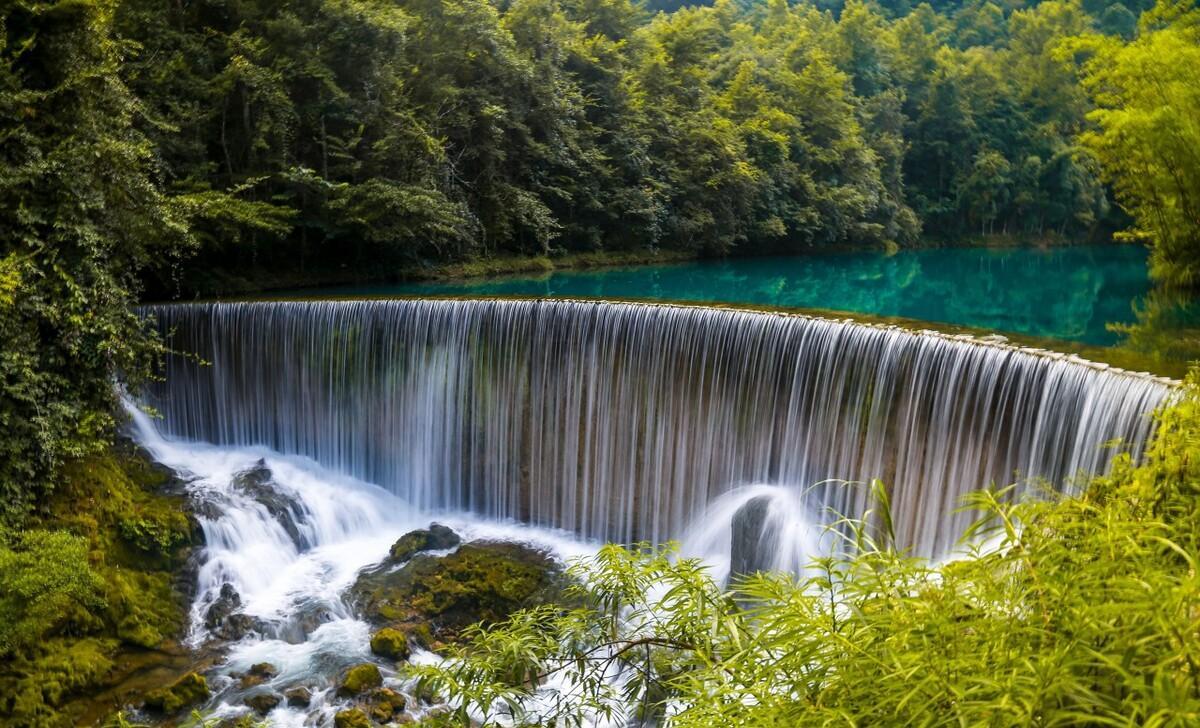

{"left": 289, "top": 245, "right": 1159, "bottom": 346}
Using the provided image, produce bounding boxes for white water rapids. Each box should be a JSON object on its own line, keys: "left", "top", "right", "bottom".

{"left": 127, "top": 402, "right": 605, "bottom": 725}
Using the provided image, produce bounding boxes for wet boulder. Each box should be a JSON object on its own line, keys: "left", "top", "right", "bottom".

{"left": 334, "top": 708, "right": 371, "bottom": 728}
{"left": 367, "top": 687, "right": 408, "bottom": 722}
{"left": 238, "top": 662, "right": 278, "bottom": 689}
{"left": 369, "top": 626, "right": 412, "bottom": 660}
{"left": 284, "top": 686, "right": 313, "bottom": 707}
{"left": 350, "top": 540, "right": 564, "bottom": 642}
{"left": 205, "top": 584, "right": 268, "bottom": 642}
{"left": 730, "top": 496, "right": 772, "bottom": 577}
{"left": 232, "top": 460, "right": 311, "bottom": 550}
{"left": 388, "top": 523, "right": 461, "bottom": 563}
{"left": 204, "top": 583, "right": 241, "bottom": 628}
{"left": 275, "top": 600, "right": 336, "bottom": 644}
{"left": 337, "top": 663, "right": 382, "bottom": 697}
{"left": 217, "top": 613, "right": 268, "bottom": 642}
{"left": 244, "top": 691, "right": 281, "bottom": 714}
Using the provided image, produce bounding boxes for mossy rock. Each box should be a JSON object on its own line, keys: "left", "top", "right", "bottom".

{"left": 388, "top": 524, "right": 461, "bottom": 563}
{"left": 338, "top": 662, "right": 383, "bottom": 697}
{"left": 143, "top": 671, "right": 210, "bottom": 713}
{"left": 334, "top": 707, "right": 372, "bottom": 728}
{"left": 368, "top": 686, "right": 408, "bottom": 722}
{"left": 238, "top": 661, "right": 278, "bottom": 689}
{"left": 244, "top": 690, "right": 281, "bottom": 714}
{"left": 350, "top": 540, "right": 564, "bottom": 640}
{"left": 369, "top": 626, "right": 412, "bottom": 660}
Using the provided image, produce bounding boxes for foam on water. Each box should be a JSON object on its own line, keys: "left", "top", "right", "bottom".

{"left": 125, "top": 402, "right": 603, "bottom": 725}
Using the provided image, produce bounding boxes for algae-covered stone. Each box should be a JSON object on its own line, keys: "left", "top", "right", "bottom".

{"left": 351, "top": 540, "right": 564, "bottom": 640}
{"left": 143, "top": 671, "right": 210, "bottom": 713}
{"left": 284, "top": 686, "right": 312, "bottom": 706}
{"left": 370, "top": 626, "right": 412, "bottom": 660}
{"left": 334, "top": 707, "right": 372, "bottom": 728}
{"left": 248, "top": 662, "right": 277, "bottom": 678}
{"left": 368, "top": 686, "right": 408, "bottom": 721}
{"left": 244, "top": 691, "right": 281, "bottom": 714}
{"left": 388, "top": 523, "right": 461, "bottom": 563}
{"left": 337, "top": 662, "right": 383, "bottom": 697}
{"left": 238, "top": 661, "right": 278, "bottom": 689}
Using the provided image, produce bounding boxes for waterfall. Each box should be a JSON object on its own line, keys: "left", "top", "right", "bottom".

{"left": 142, "top": 299, "right": 1173, "bottom": 558}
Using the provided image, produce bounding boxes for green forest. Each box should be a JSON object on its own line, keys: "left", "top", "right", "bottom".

{"left": 118, "top": 0, "right": 1200, "bottom": 294}
{"left": 2, "top": 0, "right": 1200, "bottom": 725}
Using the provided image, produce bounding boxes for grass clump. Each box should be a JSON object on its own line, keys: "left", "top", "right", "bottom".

{"left": 411, "top": 373, "right": 1200, "bottom": 726}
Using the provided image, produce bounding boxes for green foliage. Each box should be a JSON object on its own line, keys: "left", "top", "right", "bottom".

{"left": 0, "top": 530, "right": 105, "bottom": 656}
{"left": 411, "top": 372, "right": 1200, "bottom": 726}
{"left": 1072, "top": 0, "right": 1200, "bottom": 287}
{"left": 0, "top": 449, "right": 196, "bottom": 726}
{"left": 0, "top": 0, "right": 190, "bottom": 524}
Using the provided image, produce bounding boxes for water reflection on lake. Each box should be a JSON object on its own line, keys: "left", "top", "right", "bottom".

{"left": 299, "top": 245, "right": 1170, "bottom": 347}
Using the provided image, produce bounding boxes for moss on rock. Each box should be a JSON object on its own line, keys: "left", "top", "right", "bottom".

{"left": 334, "top": 707, "right": 372, "bottom": 728}
{"left": 338, "top": 662, "right": 383, "bottom": 697}
{"left": 284, "top": 686, "right": 313, "bottom": 707}
{"left": 0, "top": 442, "right": 201, "bottom": 726}
{"left": 388, "top": 524, "right": 461, "bottom": 563}
{"left": 244, "top": 690, "right": 282, "bottom": 714}
{"left": 367, "top": 686, "right": 408, "bottom": 722}
{"left": 142, "top": 671, "right": 210, "bottom": 714}
{"left": 369, "top": 627, "right": 412, "bottom": 660}
{"left": 350, "top": 540, "right": 564, "bottom": 641}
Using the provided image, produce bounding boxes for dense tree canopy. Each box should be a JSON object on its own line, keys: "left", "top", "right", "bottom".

{"left": 0, "top": 0, "right": 188, "bottom": 522}
{"left": 105, "top": 0, "right": 1198, "bottom": 296}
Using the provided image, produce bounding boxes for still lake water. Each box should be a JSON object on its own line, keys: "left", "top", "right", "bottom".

{"left": 293, "top": 245, "right": 1159, "bottom": 346}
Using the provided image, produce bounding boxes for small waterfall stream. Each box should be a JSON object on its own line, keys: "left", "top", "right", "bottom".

{"left": 141, "top": 298, "right": 1173, "bottom": 559}
{"left": 125, "top": 402, "right": 596, "bottom": 726}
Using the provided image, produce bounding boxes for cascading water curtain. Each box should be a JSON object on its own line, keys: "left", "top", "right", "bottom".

{"left": 142, "top": 299, "right": 1174, "bottom": 558}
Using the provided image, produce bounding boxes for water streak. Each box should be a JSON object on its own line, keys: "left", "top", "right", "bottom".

{"left": 143, "top": 299, "right": 1173, "bottom": 557}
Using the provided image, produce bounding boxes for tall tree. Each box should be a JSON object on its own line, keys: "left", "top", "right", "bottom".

{"left": 1073, "top": 0, "right": 1200, "bottom": 286}
{"left": 0, "top": 0, "right": 188, "bottom": 522}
